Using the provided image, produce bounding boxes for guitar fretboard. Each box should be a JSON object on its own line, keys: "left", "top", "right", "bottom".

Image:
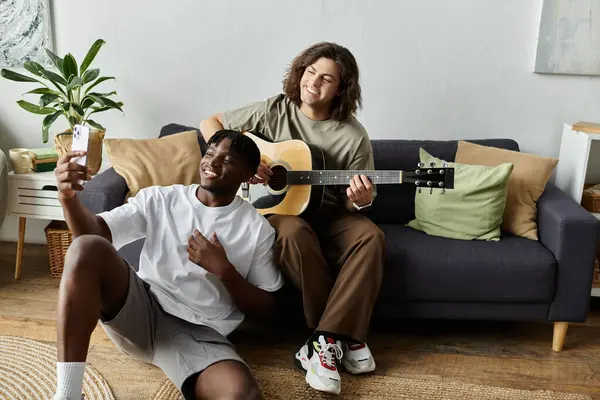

{"left": 287, "top": 170, "right": 403, "bottom": 185}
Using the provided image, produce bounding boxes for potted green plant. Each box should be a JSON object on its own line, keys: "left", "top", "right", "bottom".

{"left": 0, "top": 39, "right": 123, "bottom": 174}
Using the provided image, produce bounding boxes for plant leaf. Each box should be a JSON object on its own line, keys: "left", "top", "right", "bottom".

{"left": 23, "top": 61, "right": 45, "bottom": 77}
{"left": 24, "top": 87, "right": 57, "bottom": 95}
{"left": 45, "top": 49, "right": 64, "bottom": 76}
{"left": 98, "top": 96, "right": 123, "bottom": 112}
{"left": 80, "top": 39, "right": 106, "bottom": 74}
{"left": 66, "top": 76, "right": 83, "bottom": 90}
{"left": 81, "top": 97, "right": 95, "bottom": 109}
{"left": 88, "top": 91, "right": 116, "bottom": 97}
{"left": 68, "top": 116, "right": 78, "bottom": 127}
{"left": 81, "top": 68, "right": 99, "bottom": 84}
{"left": 89, "top": 106, "right": 110, "bottom": 114}
{"left": 85, "top": 119, "right": 105, "bottom": 131}
{"left": 84, "top": 76, "right": 114, "bottom": 94}
{"left": 39, "top": 93, "right": 60, "bottom": 107}
{"left": 17, "top": 100, "right": 57, "bottom": 115}
{"left": 41, "top": 69, "right": 68, "bottom": 86}
{"left": 89, "top": 102, "right": 123, "bottom": 115}
{"left": 1, "top": 69, "right": 39, "bottom": 82}
{"left": 37, "top": 70, "right": 67, "bottom": 96}
{"left": 62, "top": 54, "right": 78, "bottom": 80}
{"left": 71, "top": 103, "right": 85, "bottom": 116}
{"left": 42, "top": 110, "right": 63, "bottom": 143}
{"left": 87, "top": 95, "right": 105, "bottom": 107}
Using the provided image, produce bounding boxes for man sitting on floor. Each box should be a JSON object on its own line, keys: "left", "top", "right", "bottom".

{"left": 52, "top": 130, "right": 283, "bottom": 400}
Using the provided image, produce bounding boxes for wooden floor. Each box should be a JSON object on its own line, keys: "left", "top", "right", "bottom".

{"left": 3, "top": 242, "right": 600, "bottom": 399}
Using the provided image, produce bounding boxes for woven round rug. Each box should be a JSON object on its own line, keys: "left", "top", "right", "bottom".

{"left": 0, "top": 335, "right": 115, "bottom": 400}
{"left": 151, "top": 364, "right": 591, "bottom": 400}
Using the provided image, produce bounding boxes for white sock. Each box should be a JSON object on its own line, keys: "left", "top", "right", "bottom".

{"left": 55, "top": 362, "right": 85, "bottom": 400}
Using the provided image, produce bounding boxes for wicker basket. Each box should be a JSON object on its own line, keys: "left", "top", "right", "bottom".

{"left": 582, "top": 184, "right": 600, "bottom": 213}
{"left": 44, "top": 220, "right": 72, "bottom": 277}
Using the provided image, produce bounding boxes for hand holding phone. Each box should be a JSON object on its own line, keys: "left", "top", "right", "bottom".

{"left": 71, "top": 125, "right": 90, "bottom": 186}
{"left": 54, "top": 150, "right": 90, "bottom": 200}
{"left": 71, "top": 125, "right": 90, "bottom": 167}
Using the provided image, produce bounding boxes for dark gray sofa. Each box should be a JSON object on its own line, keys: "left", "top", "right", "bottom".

{"left": 79, "top": 123, "right": 600, "bottom": 351}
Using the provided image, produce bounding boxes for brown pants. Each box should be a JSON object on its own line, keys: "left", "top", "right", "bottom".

{"left": 268, "top": 206, "right": 385, "bottom": 342}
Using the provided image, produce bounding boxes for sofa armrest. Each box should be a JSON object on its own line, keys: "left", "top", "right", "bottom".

{"left": 78, "top": 167, "right": 128, "bottom": 214}
{"left": 539, "top": 182, "right": 600, "bottom": 322}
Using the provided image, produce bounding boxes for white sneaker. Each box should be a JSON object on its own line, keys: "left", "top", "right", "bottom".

{"left": 295, "top": 335, "right": 344, "bottom": 395}
{"left": 342, "top": 342, "right": 376, "bottom": 374}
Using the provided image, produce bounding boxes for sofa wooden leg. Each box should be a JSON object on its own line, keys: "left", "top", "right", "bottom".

{"left": 552, "top": 322, "right": 568, "bottom": 351}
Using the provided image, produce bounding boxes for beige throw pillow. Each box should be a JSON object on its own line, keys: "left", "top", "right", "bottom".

{"left": 454, "top": 140, "right": 558, "bottom": 240}
{"left": 104, "top": 131, "right": 202, "bottom": 199}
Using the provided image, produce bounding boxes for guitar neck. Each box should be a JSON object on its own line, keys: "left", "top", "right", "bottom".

{"left": 287, "top": 170, "right": 403, "bottom": 185}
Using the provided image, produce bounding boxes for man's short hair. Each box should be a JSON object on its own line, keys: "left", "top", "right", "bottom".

{"left": 206, "top": 130, "right": 261, "bottom": 174}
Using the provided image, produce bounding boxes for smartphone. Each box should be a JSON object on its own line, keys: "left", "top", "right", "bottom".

{"left": 72, "top": 124, "right": 90, "bottom": 185}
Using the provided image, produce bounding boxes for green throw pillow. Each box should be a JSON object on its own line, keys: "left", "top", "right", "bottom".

{"left": 406, "top": 148, "right": 513, "bottom": 241}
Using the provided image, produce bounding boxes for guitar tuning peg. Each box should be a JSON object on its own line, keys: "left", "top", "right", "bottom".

{"left": 429, "top": 162, "right": 436, "bottom": 167}
{"left": 443, "top": 162, "right": 448, "bottom": 168}
{"left": 417, "top": 162, "right": 425, "bottom": 168}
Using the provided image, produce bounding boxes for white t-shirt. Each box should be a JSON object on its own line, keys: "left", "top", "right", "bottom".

{"left": 98, "top": 184, "right": 284, "bottom": 336}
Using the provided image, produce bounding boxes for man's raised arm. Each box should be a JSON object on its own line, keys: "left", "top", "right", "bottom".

{"left": 199, "top": 113, "right": 224, "bottom": 143}
{"left": 55, "top": 151, "right": 112, "bottom": 241}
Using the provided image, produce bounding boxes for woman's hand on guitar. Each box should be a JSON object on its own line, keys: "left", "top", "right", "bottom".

{"left": 347, "top": 174, "right": 373, "bottom": 206}
{"left": 249, "top": 162, "right": 273, "bottom": 184}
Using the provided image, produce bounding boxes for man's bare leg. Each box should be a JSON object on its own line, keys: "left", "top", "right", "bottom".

{"left": 187, "top": 360, "right": 261, "bottom": 400}
{"left": 55, "top": 235, "right": 129, "bottom": 399}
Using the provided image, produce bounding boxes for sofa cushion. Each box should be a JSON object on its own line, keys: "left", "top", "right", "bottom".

{"left": 406, "top": 147, "right": 513, "bottom": 241}
{"left": 105, "top": 130, "right": 202, "bottom": 198}
{"left": 367, "top": 139, "right": 520, "bottom": 225}
{"left": 378, "top": 224, "right": 556, "bottom": 303}
{"left": 455, "top": 140, "right": 558, "bottom": 241}
{"left": 160, "top": 123, "right": 207, "bottom": 154}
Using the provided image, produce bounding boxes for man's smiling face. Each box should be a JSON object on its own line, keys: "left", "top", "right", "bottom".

{"left": 199, "top": 138, "right": 251, "bottom": 193}
{"left": 299, "top": 57, "right": 341, "bottom": 113}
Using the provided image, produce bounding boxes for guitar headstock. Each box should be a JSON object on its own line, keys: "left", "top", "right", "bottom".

{"left": 404, "top": 162, "right": 455, "bottom": 194}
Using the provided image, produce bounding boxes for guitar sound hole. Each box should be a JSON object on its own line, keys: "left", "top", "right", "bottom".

{"left": 268, "top": 165, "right": 288, "bottom": 191}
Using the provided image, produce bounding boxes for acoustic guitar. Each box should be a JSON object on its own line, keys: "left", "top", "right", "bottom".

{"left": 237, "top": 131, "right": 455, "bottom": 216}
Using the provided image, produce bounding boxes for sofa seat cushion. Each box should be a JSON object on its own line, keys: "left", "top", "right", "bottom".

{"left": 379, "top": 224, "right": 556, "bottom": 303}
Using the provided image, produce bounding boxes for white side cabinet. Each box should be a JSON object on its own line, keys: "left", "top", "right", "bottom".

{"left": 554, "top": 123, "right": 600, "bottom": 296}
{"left": 7, "top": 170, "right": 65, "bottom": 280}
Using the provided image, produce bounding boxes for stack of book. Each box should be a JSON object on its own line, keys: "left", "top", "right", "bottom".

{"left": 26, "top": 148, "right": 59, "bottom": 172}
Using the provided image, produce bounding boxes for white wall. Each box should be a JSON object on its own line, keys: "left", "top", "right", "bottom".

{"left": 1, "top": 0, "right": 599, "bottom": 243}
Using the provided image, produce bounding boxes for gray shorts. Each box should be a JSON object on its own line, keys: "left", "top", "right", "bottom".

{"left": 99, "top": 265, "right": 246, "bottom": 392}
